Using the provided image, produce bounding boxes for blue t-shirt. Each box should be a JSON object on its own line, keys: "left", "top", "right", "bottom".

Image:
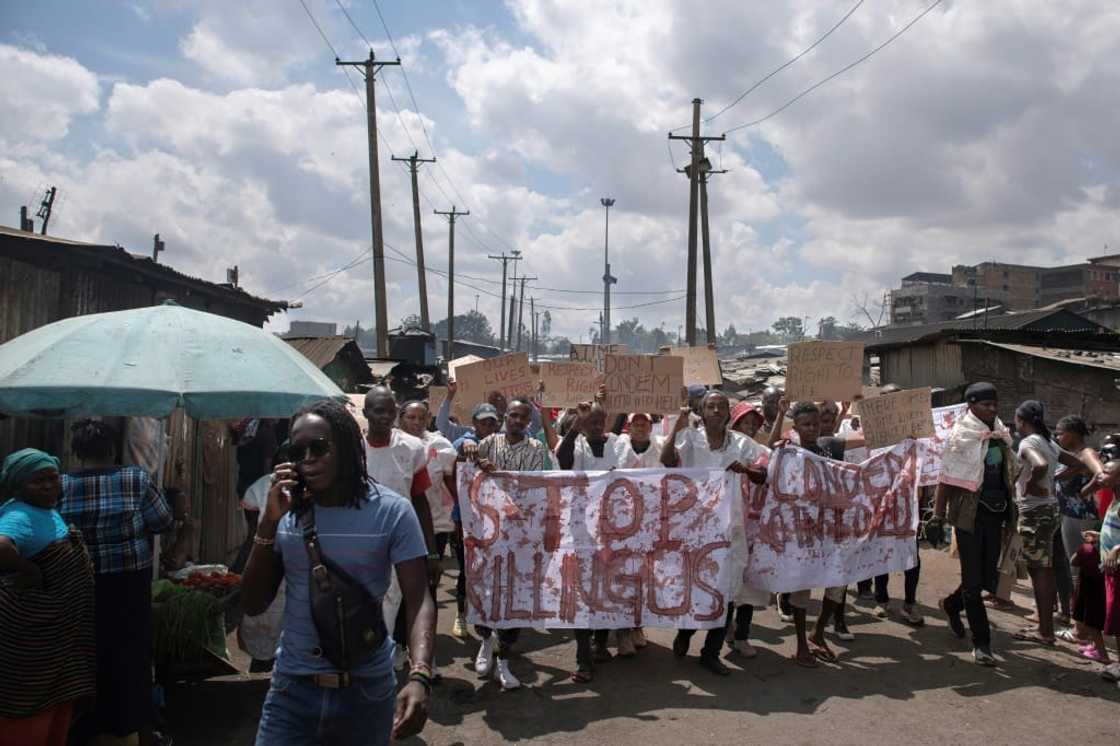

{"left": 0, "top": 499, "right": 69, "bottom": 559}
{"left": 273, "top": 484, "right": 427, "bottom": 678}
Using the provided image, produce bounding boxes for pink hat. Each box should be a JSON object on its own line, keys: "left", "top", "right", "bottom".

{"left": 730, "top": 401, "right": 762, "bottom": 430}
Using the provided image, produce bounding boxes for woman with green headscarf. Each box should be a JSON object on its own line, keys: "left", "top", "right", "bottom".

{"left": 0, "top": 448, "right": 96, "bottom": 746}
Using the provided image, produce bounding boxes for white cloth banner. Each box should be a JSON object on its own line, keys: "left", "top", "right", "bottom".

{"left": 458, "top": 450, "right": 922, "bottom": 628}
{"left": 458, "top": 466, "right": 736, "bottom": 630}
{"left": 743, "top": 441, "right": 921, "bottom": 592}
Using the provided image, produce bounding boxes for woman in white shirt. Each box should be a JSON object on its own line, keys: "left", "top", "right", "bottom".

{"left": 556, "top": 402, "right": 635, "bottom": 682}
{"left": 614, "top": 413, "right": 664, "bottom": 469}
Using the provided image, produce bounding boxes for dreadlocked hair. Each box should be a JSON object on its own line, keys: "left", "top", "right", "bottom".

{"left": 71, "top": 418, "right": 118, "bottom": 461}
{"left": 290, "top": 399, "right": 371, "bottom": 514}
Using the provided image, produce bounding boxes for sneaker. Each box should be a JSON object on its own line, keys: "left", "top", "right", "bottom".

{"left": 631, "top": 628, "right": 648, "bottom": 648}
{"left": 900, "top": 604, "right": 925, "bottom": 627}
{"left": 452, "top": 614, "right": 469, "bottom": 639}
{"left": 394, "top": 646, "right": 409, "bottom": 672}
{"left": 495, "top": 658, "right": 522, "bottom": 690}
{"left": 874, "top": 603, "right": 891, "bottom": 619}
{"left": 1101, "top": 662, "right": 1120, "bottom": 682}
{"left": 1081, "top": 644, "right": 1107, "bottom": 663}
{"left": 940, "top": 597, "right": 966, "bottom": 639}
{"left": 973, "top": 647, "right": 997, "bottom": 666}
{"left": 779, "top": 610, "right": 794, "bottom": 623}
{"left": 733, "top": 640, "right": 758, "bottom": 659}
{"left": 617, "top": 630, "right": 637, "bottom": 658}
{"left": 698, "top": 655, "right": 731, "bottom": 676}
{"left": 474, "top": 637, "right": 495, "bottom": 677}
{"left": 833, "top": 624, "right": 855, "bottom": 642}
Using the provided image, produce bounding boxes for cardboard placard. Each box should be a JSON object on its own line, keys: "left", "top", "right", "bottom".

{"left": 447, "top": 354, "right": 484, "bottom": 381}
{"left": 427, "top": 385, "right": 448, "bottom": 416}
{"left": 570, "top": 343, "right": 628, "bottom": 372}
{"left": 666, "top": 346, "right": 723, "bottom": 385}
{"left": 857, "top": 387, "right": 934, "bottom": 450}
{"left": 539, "top": 361, "right": 603, "bottom": 408}
{"left": 603, "top": 354, "right": 683, "bottom": 414}
{"left": 451, "top": 353, "right": 535, "bottom": 422}
{"left": 785, "top": 341, "right": 864, "bottom": 403}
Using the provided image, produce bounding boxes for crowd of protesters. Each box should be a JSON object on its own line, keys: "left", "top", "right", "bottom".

{"left": 4, "top": 377, "right": 1120, "bottom": 746}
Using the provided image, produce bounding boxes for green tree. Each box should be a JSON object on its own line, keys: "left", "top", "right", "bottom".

{"left": 817, "top": 316, "right": 839, "bottom": 340}
{"left": 772, "top": 316, "right": 805, "bottom": 342}
{"left": 431, "top": 310, "right": 497, "bottom": 346}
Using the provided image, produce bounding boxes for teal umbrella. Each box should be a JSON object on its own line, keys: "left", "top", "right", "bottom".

{"left": 0, "top": 302, "right": 345, "bottom": 419}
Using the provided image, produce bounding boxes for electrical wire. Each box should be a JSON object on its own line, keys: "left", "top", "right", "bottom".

{"left": 723, "top": 0, "right": 944, "bottom": 135}
{"left": 333, "top": 0, "right": 372, "bottom": 48}
{"left": 670, "top": 0, "right": 865, "bottom": 132}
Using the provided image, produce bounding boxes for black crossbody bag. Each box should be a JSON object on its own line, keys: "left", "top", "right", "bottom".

{"left": 299, "top": 507, "right": 387, "bottom": 671}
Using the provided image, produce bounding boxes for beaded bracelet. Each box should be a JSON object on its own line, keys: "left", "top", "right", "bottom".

{"left": 407, "top": 670, "right": 432, "bottom": 693}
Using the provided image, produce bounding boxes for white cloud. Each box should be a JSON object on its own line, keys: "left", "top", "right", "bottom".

{"left": 5, "top": 0, "right": 1120, "bottom": 344}
{"left": 0, "top": 44, "right": 100, "bottom": 145}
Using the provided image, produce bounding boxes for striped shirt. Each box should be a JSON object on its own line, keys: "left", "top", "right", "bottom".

{"left": 60, "top": 466, "right": 173, "bottom": 574}
{"left": 478, "top": 432, "right": 547, "bottom": 472}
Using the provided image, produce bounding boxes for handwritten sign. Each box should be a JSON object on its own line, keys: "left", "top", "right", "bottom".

{"left": 743, "top": 441, "right": 920, "bottom": 592}
{"left": 785, "top": 341, "right": 864, "bottom": 403}
{"left": 451, "top": 353, "right": 535, "bottom": 422}
{"left": 539, "top": 361, "right": 602, "bottom": 408}
{"left": 458, "top": 466, "right": 736, "bottom": 629}
{"left": 570, "top": 343, "right": 629, "bottom": 372}
{"left": 427, "top": 385, "right": 448, "bottom": 417}
{"left": 856, "top": 388, "right": 934, "bottom": 450}
{"left": 666, "top": 346, "right": 723, "bottom": 385}
{"left": 603, "top": 354, "right": 683, "bottom": 414}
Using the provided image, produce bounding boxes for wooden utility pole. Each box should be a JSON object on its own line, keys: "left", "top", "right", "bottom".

{"left": 36, "top": 187, "right": 56, "bottom": 236}
{"left": 698, "top": 157, "right": 727, "bottom": 347}
{"left": 516, "top": 275, "right": 537, "bottom": 351}
{"left": 435, "top": 205, "right": 469, "bottom": 360}
{"left": 392, "top": 151, "right": 436, "bottom": 331}
{"left": 488, "top": 250, "right": 520, "bottom": 350}
{"left": 507, "top": 255, "right": 522, "bottom": 350}
{"left": 668, "top": 99, "right": 723, "bottom": 346}
{"left": 337, "top": 51, "right": 400, "bottom": 358}
{"left": 600, "top": 197, "right": 616, "bottom": 345}
{"left": 530, "top": 297, "right": 539, "bottom": 362}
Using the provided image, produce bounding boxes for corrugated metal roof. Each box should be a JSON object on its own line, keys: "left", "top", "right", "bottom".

{"left": 963, "top": 340, "right": 1120, "bottom": 371}
{"left": 0, "top": 224, "right": 285, "bottom": 313}
{"left": 284, "top": 336, "right": 356, "bottom": 369}
{"left": 858, "top": 308, "right": 1112, "bottom": 351}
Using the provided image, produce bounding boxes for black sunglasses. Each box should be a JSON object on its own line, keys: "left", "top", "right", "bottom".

{"left": 289, "top": 437, "right": 332, "bottom": 462}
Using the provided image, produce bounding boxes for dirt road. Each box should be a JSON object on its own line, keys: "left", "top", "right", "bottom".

{"left": 166, "top": 547, "right": 1117, "bottom": 745}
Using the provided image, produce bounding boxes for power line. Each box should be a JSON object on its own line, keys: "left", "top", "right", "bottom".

{"left": 333, "top": 0, "right": 372, "bottom": 48}
{"left": 723, "top": 0, "right": 945, "bottom": 135}
{"left": 671, "top": 0, "right": 865, "bottom": 132}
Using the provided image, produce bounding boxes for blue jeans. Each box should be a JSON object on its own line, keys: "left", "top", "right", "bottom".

{"left": 254, "top": 671, "right": 396, "bottom": 746}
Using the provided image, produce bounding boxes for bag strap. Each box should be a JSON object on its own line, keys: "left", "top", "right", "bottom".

{"left": 299, "top": 507, "right": 333, "bottom": 593}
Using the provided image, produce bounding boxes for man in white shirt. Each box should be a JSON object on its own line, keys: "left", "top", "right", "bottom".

{"left": 362, "top": 387, "right": 436, "bottom": 668}
{"left": 660, "top": 389, "right": 768, "bottom": 675}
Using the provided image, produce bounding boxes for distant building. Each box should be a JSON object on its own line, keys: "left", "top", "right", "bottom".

{"left": 951, "top": 262, "right": 1042, "bottom": 311}
{"left": 286, "top": 320, "right": 337, "bottom": 337}
{"left": 890, "top": 272, "right": 1008, "bottom": 326}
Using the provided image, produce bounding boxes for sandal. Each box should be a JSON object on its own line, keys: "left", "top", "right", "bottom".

{"left": 1055, "top": 628, "right": 1085, "bottom": 645}
{"left": 808, "top": 640, "right": 837, "bottom": 662}
{"left": 1012, "top": 628, "right": 1056, "bottom": 646}
{"left": 570, "top": 667, "right": 593, "bottom": 683}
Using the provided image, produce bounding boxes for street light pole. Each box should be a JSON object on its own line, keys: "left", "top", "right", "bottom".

{"left": 601, "top": 197, "right": 616, "bottom": 346}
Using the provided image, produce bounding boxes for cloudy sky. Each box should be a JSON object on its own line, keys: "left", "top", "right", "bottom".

{"left": 2, "top": 0, "right": 1119, "bottom": 341}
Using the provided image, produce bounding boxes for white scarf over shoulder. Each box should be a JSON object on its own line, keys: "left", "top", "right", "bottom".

{"left": 939, "top": 410, "right": 1013, "bottom": 492}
